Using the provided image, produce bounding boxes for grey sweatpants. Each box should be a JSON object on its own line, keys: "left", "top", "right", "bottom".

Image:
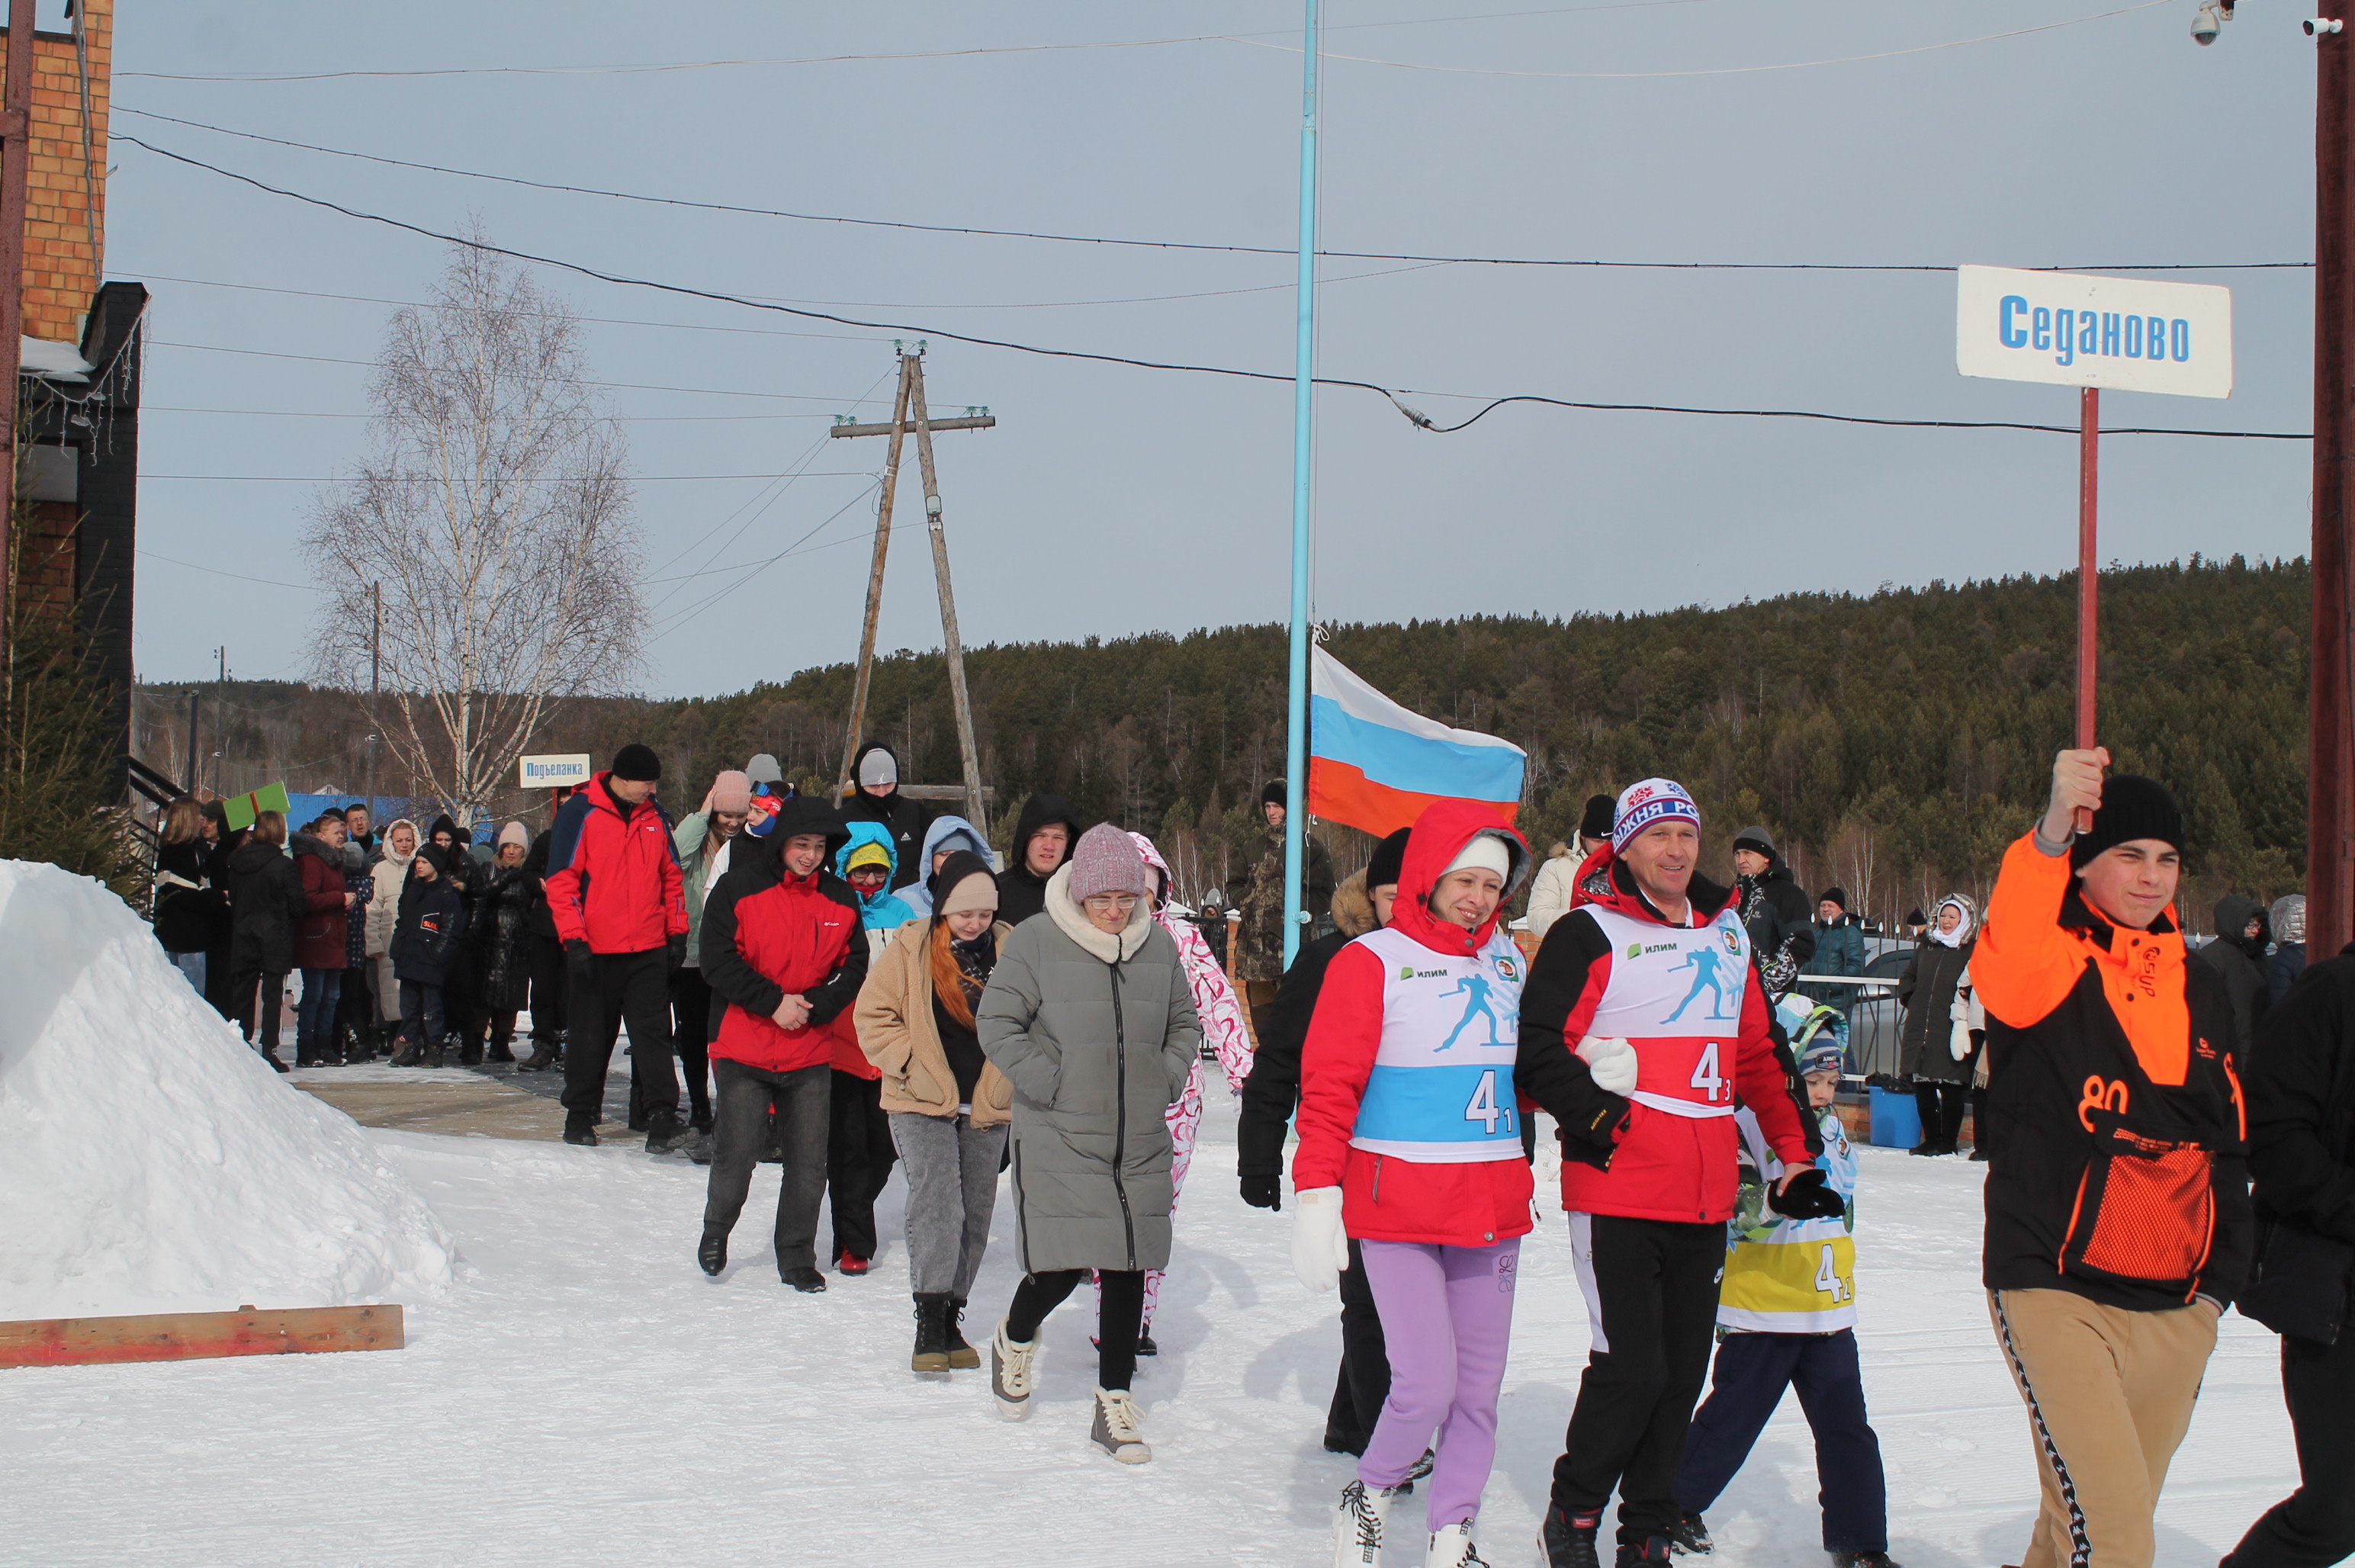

{"left": 888, "top": 1110, "right": 1006, "bottom": 1299}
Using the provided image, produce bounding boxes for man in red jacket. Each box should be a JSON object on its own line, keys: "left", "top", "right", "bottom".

{"left": 696, "top": 795, "right": 869, "bottom": 1293}
{"left": 1518, "top": 778, "right": 1824, "bottom": 1568}
{"left": 545, "top": 744, "right": 695, "bottom": 1153}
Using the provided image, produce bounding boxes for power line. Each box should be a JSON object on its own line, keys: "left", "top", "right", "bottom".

{"left": 116, "top": 109, "right": 2310, "bottom": 276}
{"left": 141, "top": 471, "right": 877, "bottom": 482}
{"left": 144, "top": 404, "right": 843, "bottom": 423}
{"left": 150, "top": 337, "right": 895, "bottom": 403}
{"left": 121, "top": 136, "right": 2315, "bottom": 443}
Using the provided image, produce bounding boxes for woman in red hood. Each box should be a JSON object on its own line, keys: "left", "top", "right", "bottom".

{"left": 1293, "top": 799, "right": 1534, "bottom": 1568}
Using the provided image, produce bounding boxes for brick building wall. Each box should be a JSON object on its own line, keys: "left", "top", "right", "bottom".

{"left": 1, "top": 0, "right": 108, "bottom": 344}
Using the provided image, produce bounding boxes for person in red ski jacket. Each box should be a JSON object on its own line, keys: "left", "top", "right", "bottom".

{"left": 1293, "top": 798, "right": 1534, "bottom": 1568}
{"left": 1518, "top": 777, "right": 1825, "bottom": 1568}
{"left": 544, "top": 745, "right": 694, "bottom": 1154}
{"left": 696, "top": 794, "right": 869, "bottom": 1293}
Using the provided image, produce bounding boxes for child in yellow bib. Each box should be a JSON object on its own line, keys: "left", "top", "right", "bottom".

{"left": 1669, "top": 1007, "right": 1897, "bottom": 1568}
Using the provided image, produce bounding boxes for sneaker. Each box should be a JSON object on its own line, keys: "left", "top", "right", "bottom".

{"left": 562, "top": 1123, "right": 598, "bottom": 1147}
{"left": 1401, "top": 1449, "right": 1435, "bottom": 1488}
{"left": 687, "top": 1131, "right": 716, "bottom": 1166}
{"left": 837, "top": 1249, "right": 871, "bottom": 1277}
{"left": 1539, "top": 1506, "right": 1604, "bottom": 1568}
{"left": 1425, "top": 1520, "right": 1491, "bottom": 1568}
{"left": 991, "top": 1319, "right": 1037, "bottom": 1420}
{"left": 1615, "top": 1538, "right": 1672, "bottom": 1567}
{"left": 1091, "top": 1386, "right": 1151, "bottom": 1464}
{"left": 645, "top": 1114, "right": 698, "bottom": 1156}
{"left": 1667, "top": 1512, "right": 1712, "bottom": 1555}
{"left": 697, "top": 1228, "right": 727, "bottom": 1277}
{"left": 1832, "top": 1554, "right": 1904, "bottom": 1568}
{"left": 1332, "top": 1478, "right": 1402, "bottom": 1568}
{"left": 781, "top": 1267, "right": 827, "bottom": 1293}
{"left": 944, "top": 1298, "right": 980, "bottom": 1370}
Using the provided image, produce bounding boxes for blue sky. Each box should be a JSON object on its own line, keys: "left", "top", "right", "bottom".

{"left": 111, "top": 1, "right": 2318, "bottom": 696}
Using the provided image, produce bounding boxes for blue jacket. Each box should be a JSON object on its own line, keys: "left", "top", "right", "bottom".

{"left": 899, "top": 814, "right": 998, "bottom": 917}
{"left": 833, "top": 821, "right": 916, "bottom": 935}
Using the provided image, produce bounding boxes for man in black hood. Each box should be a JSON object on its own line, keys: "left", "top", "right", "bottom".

{"left": 840, "top": 741, "right": 930, "bottom": 892}
{"left": 1731, "top": 825, "right": 1816, "bottom": 1002}
{"left": 995, "top": 792, "right": 1082, "bottom": 928}
{"left": 2194, "top": 894, "right": 2271, "bottom": 1054}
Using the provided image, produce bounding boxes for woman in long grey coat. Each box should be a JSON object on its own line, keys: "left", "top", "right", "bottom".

{"left": 1898, "top": 893, "right": 1977, "bottom": 1155}
{"left": 977, "top": 824, "right": 1200, "bottom": 1466}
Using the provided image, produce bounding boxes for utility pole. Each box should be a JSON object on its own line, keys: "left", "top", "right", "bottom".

{"left": 213, "top": 644, "right": 226, "bottom": 796}
{"left": 1281, "top": 0, "right": 1322, "bottom": 968}
{"left": 2315, "top": 8, "right": 2355, "bottom": 955}
{"left": 0, "top": 0, "right": 34, "bottom": 677}
{"left": 183, "top": 689, "right": 198, "bottom": 797}
{"left": 364, "top": 582, "right": 381, "bottom": 815}
{"left": 828, "top": 344, "right": 997, "bottom": 822}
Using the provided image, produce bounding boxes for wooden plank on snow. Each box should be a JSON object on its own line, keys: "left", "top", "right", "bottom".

{"left": 0, "top": 1303, "right": 405, "bottom": 1368}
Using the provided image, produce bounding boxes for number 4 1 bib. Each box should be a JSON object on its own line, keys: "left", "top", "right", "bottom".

{"left": 1348, "top": 925, "right": 1527, "bottom": 1164}
{"left": 1580, "top": 904, "right": 1751, "bottom": 1120}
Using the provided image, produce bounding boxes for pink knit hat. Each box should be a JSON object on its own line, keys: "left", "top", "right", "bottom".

{"left": 711, "top": 770, "right": 752, "bottom": 814}
{"left": 1067, "top": 823, "right": 1149, "bottom": 901}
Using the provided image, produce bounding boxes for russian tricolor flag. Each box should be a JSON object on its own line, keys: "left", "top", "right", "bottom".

{"left": 1308, "top": 645, "right": 1527, "bottom": 837}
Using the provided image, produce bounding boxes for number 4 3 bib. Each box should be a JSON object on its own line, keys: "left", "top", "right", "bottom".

{"left": 1581, "top": 905, "right": 1751, "bottom": 1120}
{"left": 1348, "top": 926, "right": 1528, "bottom": 1164}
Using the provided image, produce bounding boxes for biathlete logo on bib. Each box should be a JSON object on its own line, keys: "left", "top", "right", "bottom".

{"left": 1348, "top": 925, "right": 1527, "bottom": 1162}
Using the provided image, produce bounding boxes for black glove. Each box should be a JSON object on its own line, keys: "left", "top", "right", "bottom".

{"left": 564, "top": 938, "right": 595, "bottom": 988}
{"left": 667, "top": 932, "right": 687, "bottom": 972}
{"left": 1766, "top": 1167, "right": 1846, "bottom": 1221}
{"left": 1240, "top": 1174, "right": 1283, "bottom": 1212}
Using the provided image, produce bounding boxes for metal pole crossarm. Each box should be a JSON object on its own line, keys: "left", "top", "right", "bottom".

{"left": 831, "top": 415, "right": 996, "bottom": 439}
{"left": 1281, "top": 0, "right": 1320, "bottom": 968}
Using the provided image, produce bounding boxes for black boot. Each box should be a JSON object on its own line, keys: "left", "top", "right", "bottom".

{"left": 698, "top": 1227, "right": 727, "bottom": 1277}
{"left": 1937, "top": 1084, "right": 1968, "bottom": 1152}
{"left": 1541, "top": 1505, "right": 1605, "bottom": 1568}
{"left": 422, "top": 1036, "right": 446, "bottom": 1069}
{"left": 458, "top": 1033, "right": 484, "bottom": 1067}
{"left": 293, "top": 1032, "right": 320, "bottom": 1069}
{"left": 390, "top": 1036, "right": 424, "bottom": 1068}
{"left": 487, "top": 1036, "right": 516, "bottom": 1065}
{"left": 1617, "top": 1539, "right": 1672, "bottom": 1567}
{"left": 259, "top": 1046, "right": 291, "bottom": 1074}
{"left": 1909, "top": 1081, "right": 1945, "bottom": 1155}
{"left": 645, "top": 1112, "right": 698, "bottom": 1156}
{"left": 1667, "top": 1512, "right": 1712, "bottom": 1555}
{"left": 944, "top": 1297, "right": 980, "bottom": 1369}
{"left": 911, "top": 1294, "right": 953, "bottom": 1371}
{"left": 517, "top": 1040, "right": 557, "bottom": 1072}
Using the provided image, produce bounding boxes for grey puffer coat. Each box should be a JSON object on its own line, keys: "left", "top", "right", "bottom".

{"left": 977, "top": 863, "right": 1203, "bottom": 1274}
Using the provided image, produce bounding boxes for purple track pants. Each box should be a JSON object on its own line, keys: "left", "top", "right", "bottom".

{"left": 1357, "top": 1236, "right": 1521, "bottom": 1532}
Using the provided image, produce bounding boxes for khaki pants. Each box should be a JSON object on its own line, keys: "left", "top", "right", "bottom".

{"left": 1988, "top": 1288, "right": 2218, "bottom": 1568}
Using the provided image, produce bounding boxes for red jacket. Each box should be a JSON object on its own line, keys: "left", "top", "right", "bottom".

{"left": 291, "top": 834, "right": 350, "bottom": 972}
{"left": 544, "top": 773, "right": 687, "bottom": 955}
{"left": 1293, "top": 800, "right": 1537, "bottom": 1248}
{"left": 702, "top": 818, "right": 869, "bottom": 1074}
{"left": 1514, "top": 845, "right": 1814, "bottom": 1225}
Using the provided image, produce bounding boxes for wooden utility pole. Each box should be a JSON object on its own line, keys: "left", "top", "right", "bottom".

{"left": 2315, "top": 9, "right": 2355, "bottom": 956}
{"left": 829, "top": 345, "right": 997, "bottom": 826}
{"left": 363, "top": 582, "right": 381, "bottom": 814}
{"left": 0, "top": 0, "right": 34, "bottom": 673}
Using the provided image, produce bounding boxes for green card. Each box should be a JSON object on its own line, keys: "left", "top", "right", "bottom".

{"left": 222, "top": 781, "right": 292, "bottom": 832}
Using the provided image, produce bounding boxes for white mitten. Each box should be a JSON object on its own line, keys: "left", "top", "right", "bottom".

{"left": 1576, "top": 1036, "right": 1639, "bottom": 1095}
{"left": 1950, "top": 1017, "right": 1974, "bottom": 1062}
{"left": 1290, "top": 1186, "right": 1349, "bottom": 1293}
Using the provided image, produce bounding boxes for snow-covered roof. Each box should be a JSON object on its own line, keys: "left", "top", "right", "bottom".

{"left": 19, "top": 335, "right": 92, "bottom": 382}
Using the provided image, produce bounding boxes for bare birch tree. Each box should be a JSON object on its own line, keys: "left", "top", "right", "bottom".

{"left": 304, "top": 240, "right": 644, "bottom": 821}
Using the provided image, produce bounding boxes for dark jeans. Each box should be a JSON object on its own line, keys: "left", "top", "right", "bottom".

{"left": 1557, "top": 1214, "right": 1726, "bottom": 1547}
{"left": 670, "top": 966, "right": 715, "bottom": 1125}
{"left": 399, "top": 980, "right": 445, "bottom": 1046}
{"left": 227, "top": 967, "right": 288, "bottom": 1052}
{"left": 1008, "top": 1267, "right": 1146, "bottom": 1392}
{"left": 525, "top": 930, "right": 568, "bottom": 1041}
{"left": 1325, "top": 1235, "right": 1394, "bottom": 1455}
{"left": 2225, "top": 1325, "right": 2355, "bottom": 1568}
{"left": 296, "top": 967, "right": 342, "bottom": 1053}
{"left": 703, "top": 1059, "right": 831, "bottom": 1274}
{"left": 827, "top": 1069, "right": 898, "bottom": 1261}
{"left": 1675, "top": 1329, "right": 1888, "bottom": 1553}
{"left": 561, "top": 948, "right": 677, "bottom": 1131}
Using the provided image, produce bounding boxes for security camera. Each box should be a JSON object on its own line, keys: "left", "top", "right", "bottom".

{"left": 2308, "top": 17, "right": 2347, "bottom": 34}
{"left": 2193, "top": 2, "right": 2224, "bottom": 43}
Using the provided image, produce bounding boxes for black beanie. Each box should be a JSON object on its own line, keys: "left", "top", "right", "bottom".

{"left": 1261, "top": 779, "right": 1290, "bottom": 808}
{"left": 1820, "top": 887, "right": 1849, "bottom": 912}
{"left": 1366, "top": 827, "right": 1412, "bottom": 890}
{"left": 1579, "top": 793, "right": 1616, "bottom": 841}
{"left": 611, "top": 743, "right": 662, "bottom": 782}
{"left": 2070, "top": 774, "right": 2185, "bottom": 869}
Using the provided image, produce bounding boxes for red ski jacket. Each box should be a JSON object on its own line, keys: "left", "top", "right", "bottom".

{"left": 702, "top": 804, "right": 869, "bottom": 1075}
{"left": 543, "top": 773, "right": 687, "bottom": 956}
{"left": 1515, "top": 845, "right": 1814, "bottom": 1226}
{"left": 1293, "top": 799, "right": 1537, "bottom": 1248}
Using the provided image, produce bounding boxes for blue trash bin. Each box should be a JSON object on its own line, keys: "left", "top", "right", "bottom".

{"left": 1868, "top": 1086, "right": 1921, "bottom": 1149}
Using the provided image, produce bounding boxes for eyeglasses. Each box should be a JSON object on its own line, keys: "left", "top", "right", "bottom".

{"left": 1084, "top": 894, "right": 1139, "bottom": 912}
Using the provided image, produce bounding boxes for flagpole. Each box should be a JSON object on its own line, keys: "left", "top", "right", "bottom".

{"left": 1283, "top": 0, "right": 1320, "bottom": 968}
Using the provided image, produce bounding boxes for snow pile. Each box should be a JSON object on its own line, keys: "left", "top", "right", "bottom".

{"left": 0, "top": 860, "right": 455, "bottom": 1319}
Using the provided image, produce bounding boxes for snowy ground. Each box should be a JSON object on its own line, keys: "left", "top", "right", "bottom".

{"left": 4, "top": 1091, "right": 2297, "bottom": 1568}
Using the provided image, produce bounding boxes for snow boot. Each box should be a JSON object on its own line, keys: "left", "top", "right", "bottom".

{"left": 1615, "top": 1537, "right": 1672, "bottom": 1568}
{"left": 390, "top": 1037, "right": 424, "bottom": 1068}
{"left": 562, "top": 1121, "right": 598, "bottom": 1147}
{"left": 422, "top": 1038, "right": 445, "bottom": 1069}
{"left": 688, "top": 1129, "right": 716, "bottom": 1166}
{"left": 911, "top": 1294, "right": 953, "bottom": 1372}
{"left": 1831, "top": 1554, "right": 1903, "bottom": 1568}
{"left": 991, "top": 1319, "right": 1037, "bottom": 1419}
{"left": 1090, "top": 1386, "right": 1150, "bottom": 1464}
{"left": 294, "top": 1033, "right": 320, "bottom": 1069}
{"left": 1136, "top": 1328, "right": 1158, "bottom": 1357}
{"left": 1332, "top": 1477, "right": 1404, "bottom": 1568}
{"left": 944, "top": 1298, "right": 980, "bottom": 1369}
{"left": 838, "top": 1248, "right": 870, "bottom": 1277}
{"left": 259, "top": 1046, "right": 290, "bottom": 1074}
{"left": 697, "top": 1228, "right": 727, "bottom": 1277}
{"left": 1667, "top": 1512, "right": 1712, "bottom": 1555}
{"left": 517, "top": 1041, "right": 557, "bottom": 1072}
{"left": 781, "top": 1266, "right": 827, "bottom": 1293}
{"left": 1539, "top": 1506, "right": 1604, "bottom": 1568}
{"left": 1425, "top": 1521, "right": 1492, "bottom": 1568}
{"left": 645, "top": 1113, "right": 698, "bottom": 1156}
{"left": 458, "top": 1034, "right": 484, "bottom": 1067}
{"left": 487, "top": 1036, "right": 516, "bottom": 1065}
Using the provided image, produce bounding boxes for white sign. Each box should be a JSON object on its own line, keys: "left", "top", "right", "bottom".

{"left": 1956, "top": 265, "right": 2232, "bottom": 399}
{"left": 518, "top": 753, "right": 592, "bottom": 789}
